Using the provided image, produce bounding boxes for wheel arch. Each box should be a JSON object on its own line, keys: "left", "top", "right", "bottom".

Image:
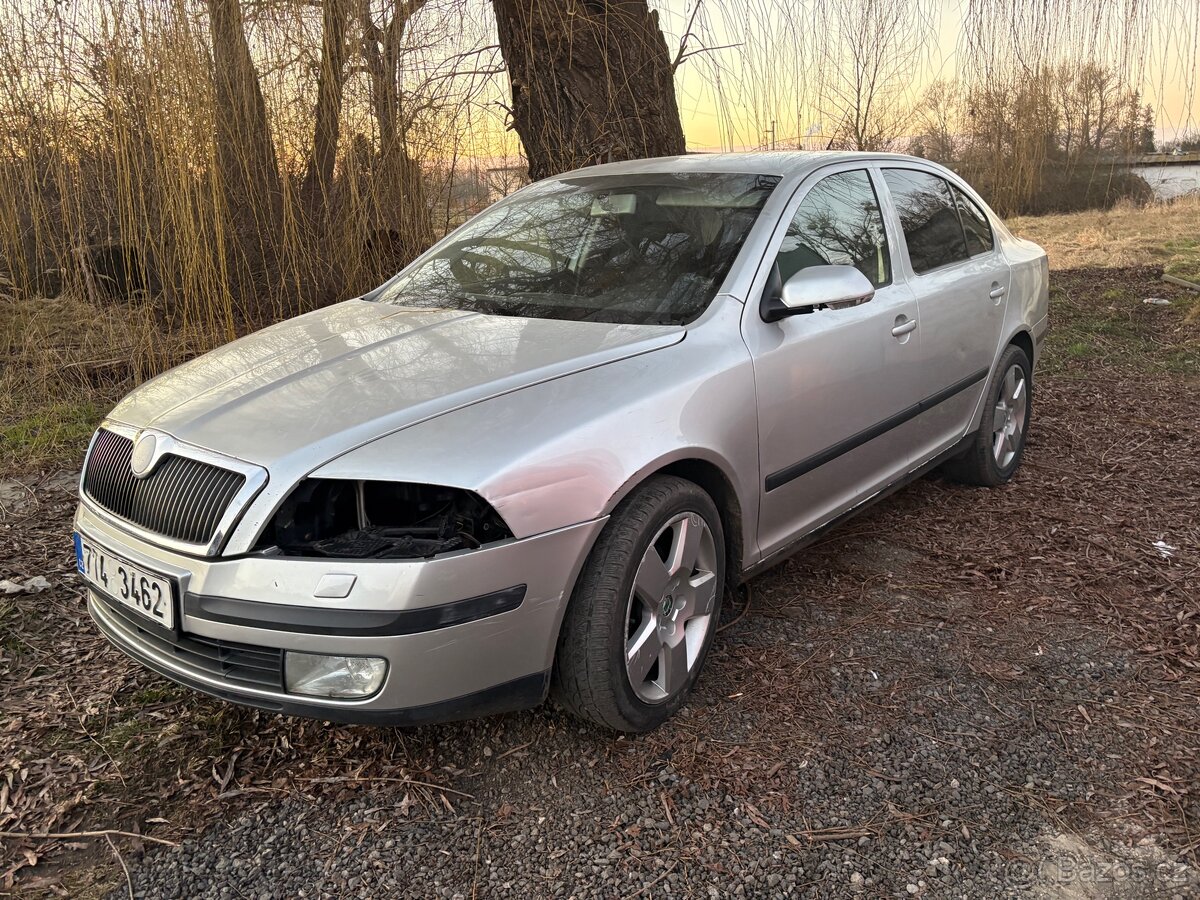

{"left": 970, "top": 327, "right": 1036, "bottom": 433}
{"left": 601, "top": 452, "right": 747, "bottom": 591}
{"left": 1008, "top": 328, "right": 1034, "bottom": 369}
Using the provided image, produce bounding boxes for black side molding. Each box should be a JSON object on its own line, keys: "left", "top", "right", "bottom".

{"left": 185, "top": 584, "right": 527, "bottom": 637}
{"left": 743, "top": 432, "right": 973, "bottom": 583}
{"left": 765, "top": 367, "right": 990, "bottom": 492}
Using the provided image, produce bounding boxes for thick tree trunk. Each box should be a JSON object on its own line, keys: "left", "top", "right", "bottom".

{"left": 302, "top": 0, "right": 350, "bottom": 222}
{"left": 209, "top": 0, "right": 282, "bottom": 301}
{"left": 358, "top": 0, "right": 433, "bottom": 271}
{"left": 492, "top": 0, "right": 686, "bottom": 181}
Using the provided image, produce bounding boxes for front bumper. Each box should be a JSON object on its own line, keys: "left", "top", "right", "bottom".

{"left": 76, "top": 502, "right": 605, "bottom": 724}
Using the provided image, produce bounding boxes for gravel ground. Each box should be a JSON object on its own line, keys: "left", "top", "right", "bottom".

{"left": 110, "top": 637, "right": 1196, "bottom": 900}
{"left": 3, "top": 267, "right": 1198, "bottom": 898}
{"left": 105, "top": 573, "right": 1196, "bottom": 900}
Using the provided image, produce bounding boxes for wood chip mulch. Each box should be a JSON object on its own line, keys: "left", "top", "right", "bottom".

{"left": 2, "top": 265, "right": 1198, "bottom": 892}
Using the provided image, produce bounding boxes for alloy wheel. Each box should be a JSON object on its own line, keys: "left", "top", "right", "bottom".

{"left": 991, "top": 363, "right": 1028, "bottom": 469}
{"left": 623, "top": 512, "right": 719, "bottom": 704}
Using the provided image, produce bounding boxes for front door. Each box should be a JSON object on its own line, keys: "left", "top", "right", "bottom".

{"left": 743, "top": 166, "right": 925, "bottom": 560}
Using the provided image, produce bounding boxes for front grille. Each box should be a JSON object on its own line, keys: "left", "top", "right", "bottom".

{"left": 82, "top": 429, "right": 246, "bottom": 546}
{"left": 94, "top": 591, "right": 284, "bottom": 690}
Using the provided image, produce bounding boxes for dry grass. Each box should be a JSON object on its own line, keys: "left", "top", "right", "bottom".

{"left": 1009, "top": 195, "right": 1200, "bottom": 283}
{"left": 0, "top": 293, "right": 218, "bottom": 470}
{"left": 0, "top": 0, "right": 509, "bottom": 336}
{"left": 3, "top": 199, "right": 1198, "bottom": 476}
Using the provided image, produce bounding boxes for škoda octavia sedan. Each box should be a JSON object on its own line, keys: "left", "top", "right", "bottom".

{"left": 76, "top": 152, "right": 1047, "bottom": 732}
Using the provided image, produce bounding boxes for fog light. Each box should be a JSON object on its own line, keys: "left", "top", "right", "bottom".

{"left": 284, "top": 652, "right": 386, "bottom": 699}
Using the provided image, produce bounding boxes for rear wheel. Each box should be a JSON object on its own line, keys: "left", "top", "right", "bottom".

{"left": 944, "top": 343, "right": 1032, "bottom": 487}
{"left": 551, "top": 476, "right": 724, "bottom": 732}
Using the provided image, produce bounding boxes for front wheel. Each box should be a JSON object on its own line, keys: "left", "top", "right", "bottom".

{"left": 944, "top": 343, "right": 1033, "bottom": 487}
{"left": 551, "top": 476, "right": 725, "bottom": 733}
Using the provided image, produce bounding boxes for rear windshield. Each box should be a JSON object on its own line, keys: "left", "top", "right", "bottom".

{"left": 372, "top": 173, "right": 781, "bottom": 326}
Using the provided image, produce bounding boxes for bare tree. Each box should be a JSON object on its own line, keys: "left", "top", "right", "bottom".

{"left": 209, "top": 0, "right": 283, "bottom": 296}
{"left": 910, "top": 79, "right": 961, "bottom": 163}
{"left": 1055, "top": 62, "right": 1140, "bottom": 167}
{"left": 819, "top": 0, "right": 932, "bottom": 151}
{"left": 302, "top": 0, "right": 351, "bottom": 222}
{"left": 491, "top": 0, "right": 685, "bottom": 180}
{"left": 1, "top": 0, "right": 1195, "bottom": 330}
{"left": 358, "top": 0, "right": 434, "bottom": 266}
{"left": 959, "top": 71, "right": 1059, "bottom": 214}
{"left": 701, "top": 0, "right": 820, "bottom": 151}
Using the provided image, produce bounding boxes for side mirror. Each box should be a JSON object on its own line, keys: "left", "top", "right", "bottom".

{"left": 761, "top": 265, "right": 876, "bottom": 323}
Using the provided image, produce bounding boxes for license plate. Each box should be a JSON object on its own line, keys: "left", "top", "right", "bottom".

{"left": 75, "top": 533, "right": 175, "bottom": 630}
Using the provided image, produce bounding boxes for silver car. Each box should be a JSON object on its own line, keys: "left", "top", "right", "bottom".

{"left": 74, "top": 152, "right": 1048, "bottom": 732}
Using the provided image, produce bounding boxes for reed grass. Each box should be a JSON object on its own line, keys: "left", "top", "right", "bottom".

{"left": 0, "top": 0, "right": 1196, "bottom": 473}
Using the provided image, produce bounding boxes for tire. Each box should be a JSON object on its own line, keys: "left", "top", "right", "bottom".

{"left": 551, "top": 475, "right": 725, "bottom": 733}
{"left": 944, "top": 343, "right": 1033, "bottom": 487}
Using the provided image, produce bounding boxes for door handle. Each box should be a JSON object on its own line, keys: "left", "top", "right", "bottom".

{"left": 989, "top": 284, "right": 1006, "bottom": 299}
{"left": 891, "top": 318, "right": 917, "bottom": 337}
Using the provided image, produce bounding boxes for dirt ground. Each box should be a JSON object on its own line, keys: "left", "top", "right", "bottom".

{"left": 1, "top": 266, "right": 1198, "bottom": 898}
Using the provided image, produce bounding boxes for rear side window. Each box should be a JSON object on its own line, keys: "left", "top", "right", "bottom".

{"left": 882, "top": 169, "right": 969, "bottom": 274}
{"left": 776, "top": 169, "right": 891, "bottom": 288}
{"left": 953, "top": 186, "right": 995, "bottom": 256}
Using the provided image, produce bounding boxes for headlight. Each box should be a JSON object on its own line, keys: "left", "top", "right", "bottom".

{"left": 285, "top": 652, "right": 387, "bottom": 698}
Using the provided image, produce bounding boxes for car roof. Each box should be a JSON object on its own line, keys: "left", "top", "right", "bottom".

{"left": 553, "top": 151, "right": 933, "bottom": 181}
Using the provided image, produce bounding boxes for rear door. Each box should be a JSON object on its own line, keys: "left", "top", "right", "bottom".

{"left": 878, "top": 168, "right": 1010, "bottom": 463}
{"left": 744, "top": 165, "right": 925, "bottom": 560}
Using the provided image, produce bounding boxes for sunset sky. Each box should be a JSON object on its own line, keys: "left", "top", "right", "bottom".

{"left": 651, "top": 0, "right": 1200, "bottom": 152}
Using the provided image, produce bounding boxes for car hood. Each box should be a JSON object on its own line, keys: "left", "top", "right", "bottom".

{"left": 108, "top": 300, "right": 683, "bottom": 470}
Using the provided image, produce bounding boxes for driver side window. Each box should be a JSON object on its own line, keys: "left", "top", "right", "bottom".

{"left": 776, "top": 170, "right": 891, "bottom": 289}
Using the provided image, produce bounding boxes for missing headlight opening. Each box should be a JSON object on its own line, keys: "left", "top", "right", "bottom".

{"left": 259, "top": 480, "right": 513, "bottom": 559}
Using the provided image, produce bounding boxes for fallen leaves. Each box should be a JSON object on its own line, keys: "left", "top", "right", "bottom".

{"left": 2, "top": 266, "right": 1200, "bottom": 889}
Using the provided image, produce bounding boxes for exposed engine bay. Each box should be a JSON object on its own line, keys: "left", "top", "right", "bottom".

{"left": 258, "top": 479, "right": 513, "bottom": 559}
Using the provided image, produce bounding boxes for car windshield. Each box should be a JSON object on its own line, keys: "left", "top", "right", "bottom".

{"left": 372, "top": 172, "right": 781, "bottom": 326}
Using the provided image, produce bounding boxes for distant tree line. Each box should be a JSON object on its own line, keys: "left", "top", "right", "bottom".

{"left": 908, "top": 64, "right": 1159, "bottom": 216}
{"left": 0, "top": 0, "right": 1192, "bottom": 325}
{"left": 1163, "top": 131, "right": 1200, "bottom": 153}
